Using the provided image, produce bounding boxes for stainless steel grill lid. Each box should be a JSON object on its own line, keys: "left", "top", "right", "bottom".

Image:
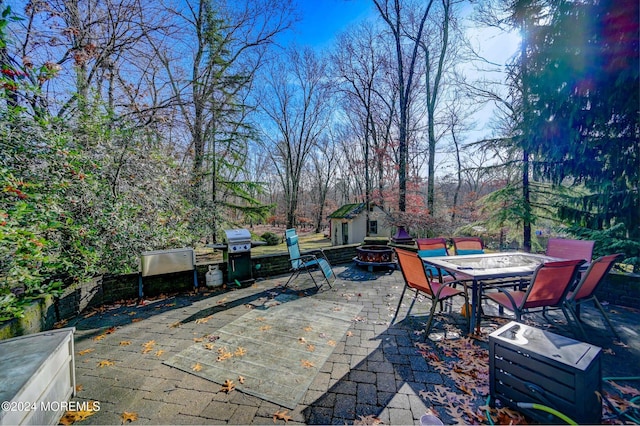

{"left": 224, "top": 229, "right": 252, "bottom": 253}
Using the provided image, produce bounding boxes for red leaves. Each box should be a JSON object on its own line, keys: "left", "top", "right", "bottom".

{"left": 416, "top": 336, "right": 496, "bottom": 424}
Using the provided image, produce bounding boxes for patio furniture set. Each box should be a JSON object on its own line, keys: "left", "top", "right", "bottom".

{"left": 391, "top": 236, "right": 622, "bottom": 340}
{"left": 282, "top": 230, "right": 621, "bottom": 341}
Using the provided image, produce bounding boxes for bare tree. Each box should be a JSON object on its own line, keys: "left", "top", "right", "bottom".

{"left": 416, "top": 0, "right": 464, "bottom": 215}
{"left": 307, "top": 134, "right": 339, "bottom": 233}
{"left": 259, "top": 47, "right": 333, "bottom": 228}
{"left": 372, "top": 0, "right": 433, "bottom": 212}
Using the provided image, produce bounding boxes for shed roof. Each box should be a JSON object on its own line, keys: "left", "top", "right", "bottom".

{"left": 327, "top": 202, "right": 366, "bottom": 219}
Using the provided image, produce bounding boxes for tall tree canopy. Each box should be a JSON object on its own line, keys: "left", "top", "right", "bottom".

{"left": 523, "top": 0, "right": 639, "bottom": 240}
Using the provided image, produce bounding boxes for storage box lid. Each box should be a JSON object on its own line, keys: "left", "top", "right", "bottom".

{"left": 0, "top": 328, "right": 75, "bottom": 404}
{"left": 490, "top": 321, "right": 601, "bottom": 370}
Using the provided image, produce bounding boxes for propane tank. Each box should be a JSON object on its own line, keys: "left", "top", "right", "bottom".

{"left": 205, "top": 265, "right": 223, "bottom": 288}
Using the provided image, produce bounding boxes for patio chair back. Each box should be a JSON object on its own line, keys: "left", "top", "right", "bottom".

{"left": 452, "top": 237, "right": 484, "bottom": 255}
{"left": 395, "top": 248, "right": 434, "bottom": 296}
{"left": 285, "top": 229, "right": 303, "bottom": 269}
{"left": 563, "top": 253, "right": 623, "bottom": 339}
{"left": 416, "top": 238, "right": 452, "bottom": 280}
{"left": 569, "top": 254, "right": 623, "bottom": 302}
{"left": 416, "top": 238, "right": 449, "bottom": 255}
{"left": 522, "top": 259, "right": 585, "bottom": 309}
{"left": 546, "top": 238, "right": 594, "bottom": 262}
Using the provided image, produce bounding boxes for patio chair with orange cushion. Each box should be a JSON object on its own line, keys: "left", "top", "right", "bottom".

{"left": 563, "top": 253, "right": 624, "bottom": 340}
{"left": 485, "top": 259, "right": 585, "bottom": 325}
{"left": 416, "top": 237, "right": 449, "bottom": 253}
{"left": 452, "top": 237, "right": 485, "bottom": 255}
{"left": 546, "top": 238, "right": 594, "bottom": 263}
{"left": 392, "top": 248, "right": 469, "bottom": 337}
{"left": 416, "top": 237, "right": 455, "bottom": 282}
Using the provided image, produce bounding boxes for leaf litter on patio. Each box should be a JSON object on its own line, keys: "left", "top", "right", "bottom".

{"left": 415, "top": 320, "right": 640, "bottom": 425}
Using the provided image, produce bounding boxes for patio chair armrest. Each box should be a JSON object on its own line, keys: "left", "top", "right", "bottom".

{"left": 290, "top": 254, "right": 319, "bottom": 263}
{"left": 492, "top": 287, "right": 520, "bottom": 311}
{"left": 308, "top": 248, "right": 331, "bottom": 261}
{"left": 446, "top": 278, "right": 471, "bottom": 294}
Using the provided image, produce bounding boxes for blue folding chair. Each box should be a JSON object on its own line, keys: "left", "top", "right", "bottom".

{"left": 284, "top": 229, "right": 335, "bottom": 289}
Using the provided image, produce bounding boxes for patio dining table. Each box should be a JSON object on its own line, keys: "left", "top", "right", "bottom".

{"left": 420, "top": 252, "right": 559, "bottom": 334}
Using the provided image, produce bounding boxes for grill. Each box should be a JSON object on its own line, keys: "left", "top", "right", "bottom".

{"left": 489, "top": 321, "right": 602, "bottom": 424}
{"left": 223, "top": 229, "right": 254, "bottom": 285}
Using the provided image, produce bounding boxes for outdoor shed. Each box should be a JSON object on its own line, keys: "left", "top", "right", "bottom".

{"left": 327, "top": 203, "right": 392, "bottom": 246}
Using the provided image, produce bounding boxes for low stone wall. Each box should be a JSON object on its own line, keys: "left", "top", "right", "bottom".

{"left": 0, "top": 245, "right": 360, "bottom": 338}
{"left": 2, "top": 244, "right": 638, "bottom": 339}
{"left": 596, "top": 271, "right": 640, "bottom": 308}
{"left": 0, "top": 295, "right": 57, "bottom": 340}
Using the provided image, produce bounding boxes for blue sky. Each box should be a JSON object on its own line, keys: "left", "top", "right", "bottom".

{"left": 289, "top": 0, "right": 373, "bottom": 48}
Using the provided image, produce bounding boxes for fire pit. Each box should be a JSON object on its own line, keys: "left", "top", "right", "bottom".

{"left": 354, "top": 245, "right": 396, "bottom": 271}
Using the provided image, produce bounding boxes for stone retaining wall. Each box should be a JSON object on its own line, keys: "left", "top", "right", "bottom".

{"left": 1, "top": 244, "right": 637, "bottom": 339}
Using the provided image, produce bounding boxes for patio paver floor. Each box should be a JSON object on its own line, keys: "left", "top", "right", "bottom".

{"left": 66, "top": 264, "right": 640, "bottom": 425}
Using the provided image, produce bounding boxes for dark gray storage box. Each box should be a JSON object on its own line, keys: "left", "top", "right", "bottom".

{"left": 489, "top": 321, "right": 602, "bottom": 424}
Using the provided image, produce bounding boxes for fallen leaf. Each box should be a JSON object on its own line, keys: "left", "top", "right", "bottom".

{"left": 142, "top": 340, "right": 156, "bottom": 354}
{"left": 298, "top": 337, "right": 307, "bottom": 344}
{"left": 169, "top": 322, "right": 181, "bottom": 328}
{"left": 238, "top": 376, "right": 245, "bottom": 384}
{"left": 301, "top": 359, "right": 315, "bottom": 368}
{"left": 98, "top": 360, "right": 115, "bottom": 367}
{"left": 195, "top": 315, "right": 213, "bottom": 324}
{"left": 272, "top": 409, "right": 292, "bottom": 423}
{"left": 327, "top": 340, "right": 336, "bottom": 347}
{"left": 105, "top": 327, "right": 117, "bottom": 334}
{"left": 78, "top": 348, "right": 94, "bottom": 356}
{"left": 354, "top": 414, "right": 383, "bottom": 425}
{"left": 54, "top": 319, "right": 69, "bottom": 329}
{"left": 192, "top": 363, "right": 202, "bottom": 372}
{"left": 306, "top": 344, "right": 315, "bottom": 352}
{"left": 119, "top": 341, "right": 132, "bottom": 346}
{"left": 59, "top": 407, "right": 97, "bottom": 425}
{"left": 203, "top": 343, "right": 215, "bottom": 350}
{"left": 193, "top": 337, "right": 204, "bottom": 343}
{"left": 92, "top": 334, "right": 106, "bottom": 342}
{"left": 610, "top": 381, "right": 640, "bottom": 397}
{"left": 303, "top": 326, "right": 313, "bottom": 332}
{"left": 260, "top": 325, "right": 272, "bottom": 332}
{"left": 220, "top": 379, "right": 235, "bottom": 393}
{"left": 75, "top": 384, "right": 84, "bottom": 392}
{"left": 120, "top": 411, "right": 138, "bottom": 423}
{"left": 346, "top": 331, "right": 354, "bottom": 337}
{"left": 234, "top": 347, "right": 247, "bottom": 357}
{"left": 217, "top": 348, "right": 233, "bottom": 362}
{"left": 155, "top": 350, "right": 165, "bottom": 357}
{"left": 131, "top": 318, "right": 142, "bottom": 323}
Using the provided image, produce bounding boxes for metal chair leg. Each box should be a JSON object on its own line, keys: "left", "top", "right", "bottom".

{"left": 390, "top": 285, "right": 409, "bottom": 324}
{"left": 591, "top": 297, "right": 620, "bottom": 339}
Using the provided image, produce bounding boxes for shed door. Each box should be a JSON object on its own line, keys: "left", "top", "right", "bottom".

{"left": 341, "top": 222, "right": 349, "bottom": 245}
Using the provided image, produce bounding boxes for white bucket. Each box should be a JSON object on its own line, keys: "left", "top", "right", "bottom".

{"left": 205, "top": 265, "right": 224, "bottom": 288}
{"left": 420, "top": 413, "right": 443, "bottom": 426}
